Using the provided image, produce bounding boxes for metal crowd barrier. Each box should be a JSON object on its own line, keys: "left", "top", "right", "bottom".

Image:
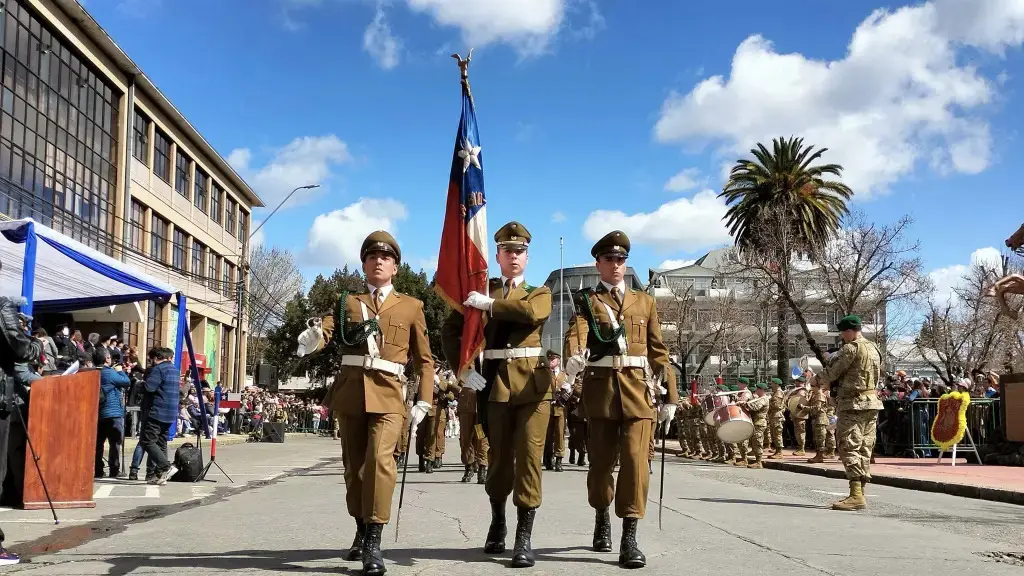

{"left": 876, "top": 398, "right": 1002, "bottom": 458}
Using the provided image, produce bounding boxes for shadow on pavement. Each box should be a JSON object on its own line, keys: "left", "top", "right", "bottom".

{"left": 679, "top": 497, "right": 822, "bottom": 509}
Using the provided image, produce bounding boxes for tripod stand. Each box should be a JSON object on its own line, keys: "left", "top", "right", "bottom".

{"left": 194, "top": 420, "right": 232, "bottom": 483}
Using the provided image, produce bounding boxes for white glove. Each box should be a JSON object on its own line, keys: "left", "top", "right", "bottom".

{"left": 658, "top": 403, "right": 677, "bottom": 424}
{"left": 565, "top": 352, "right": 587, "bottom": 377}
{"left": 433, "top": 372, "right": 441, "bottom": 385}
{"left": 409, "top": 401, "right": 430, "bottom": 428}
{"left": 560, "top": 381, "right": 572, "bottom": 393}
{"left": 296, "top": 322, "right": 324, "bottom": 357}
{"left": 462, "top": 369, "right": 487, "bottom": 392}
{"left": 658, "top": 385, "right": 668, "bottom": 395}
{"left": 463, "top": 291, "right": 495, "bottom": 311}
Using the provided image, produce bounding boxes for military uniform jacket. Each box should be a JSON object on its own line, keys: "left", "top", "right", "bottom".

{"left": 768, "top": 390, "right": 785, "bottom": 421}
{"left": 564, "top": 284, "right": 678, "bottom": 420}
{"left": 442, "top": 278, "right": 554, "bottom": 405}
{"left": 745, "top": 394, "right": 770, "bottom": 426}
{"left": 322, "top": 291, "right": 434, "bottom": 416}
{"left": 818, "top": 335, "right": 883, "bottom": 412}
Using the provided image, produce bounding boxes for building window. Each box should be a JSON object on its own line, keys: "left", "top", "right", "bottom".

{"left": 0, "top": 0, "right": 120, "bottom": 256}
{"left": 225, "top": 197, "right": 236, "bottom": 235}
{"left": 146, "top": 300, "right": 164, "bottom": 351}
{"left": 132, "top": 108, "right": 149, "bottom": 164}
{"left": 210, "top": 182, "right": 222, "bottom": 224}
{"left": 223, "top": 261, "right": 233, "bottom": 298}
{"left": 193, "top": 167, "right": 208, "bottom": 212}
{"left": 128, "top": 199, "right": 145, "bottom": 253}
{"left": 238, "top": 210, "right": 248, "bottom": 242}
{"left": 191, "top": 239, "right": 206, "bottom": 278}
{"left": 150, "top": 214, "right": 168, "bottom": 261}
{"left": 209, "top": 253, "right": 220, "bottom": 291}
{"left": 174, "top": 150, "right": 190, "bottom": 197}
{"left": 220, "top": 326, "right": 231, "bottom": 386}
{"left": 153, "top": 129, "right": 170, "bottom": 182}
{"left": 172, "top": 228, "right": 186, "bottom": 271}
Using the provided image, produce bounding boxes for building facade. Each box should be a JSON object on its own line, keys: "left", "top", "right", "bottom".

{"left": 0, "top": 0, "right": 263, "bottom": 390}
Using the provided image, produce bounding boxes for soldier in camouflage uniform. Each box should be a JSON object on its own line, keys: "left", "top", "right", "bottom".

{"left": 738, "top": 383, "right": 770, "bottom": 469}
{"left": 675, "top": 397, "right": 692, "bottom": 456}
{"left": 767, "top": 378, "right": 785, "bottom": 459}
{"left": 807, "top": 377, "right": 837, "bottom": 462}
{"left": 814, "top": 315, "right": 881, "bottom": 511}
{"left": 687, "top": 400, "right": 706, "bottom": 458}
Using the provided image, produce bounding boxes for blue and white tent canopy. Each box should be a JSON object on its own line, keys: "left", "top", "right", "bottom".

{"left": 0, "top": 218, "right": 176, "bottom": 316}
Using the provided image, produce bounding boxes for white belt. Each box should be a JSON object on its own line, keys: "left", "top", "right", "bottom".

{"left": 587, "top": 355, "right": 650, "bottom": 370}
{"left": 482, "top": 347, "right": 544, "bottom": 361}
{"left": 340, "top": 355, "right": 404, "bottom": 377}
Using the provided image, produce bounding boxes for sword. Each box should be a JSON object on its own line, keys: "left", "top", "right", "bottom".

{"left": 394, "top": 415, "right": 417, "bottom": 543}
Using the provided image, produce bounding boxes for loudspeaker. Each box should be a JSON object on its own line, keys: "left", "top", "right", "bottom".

{"left": 1001, "top": 373, "right": 1024, "bottom": 442}
{"left": 257, "top": 364, "right": 278, "bottom": 392}
{"left": 262, "top": 421, "right": 285, "bottom": 443}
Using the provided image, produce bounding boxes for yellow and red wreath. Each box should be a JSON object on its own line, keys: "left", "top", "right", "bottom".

{"left": 930, "top": 391, "right": 971, "bottom": 451}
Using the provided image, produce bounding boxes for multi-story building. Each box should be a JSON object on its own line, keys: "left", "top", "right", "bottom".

{"left": 647, "top": 247, "right": 884, "bottom": 387}
{"left": 538, "top": 264, "right": 646, "bottom": 357}
{"left": 0, "top": 0, "right": 263, "bottom": 390}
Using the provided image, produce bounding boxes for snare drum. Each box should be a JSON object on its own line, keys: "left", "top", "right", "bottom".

{"left": 713, "top": 405, "right": 754, "bottom": 443}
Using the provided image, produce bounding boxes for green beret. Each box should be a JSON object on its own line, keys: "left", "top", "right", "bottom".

{"left": 728, "top": 384, "right": 739, "bottom": 392}
{"left": 494, "top": 221, "right": 531, "bottom": 248}
{"left": 771, "top": 377, "right": 783, "bottom": 386}
{"left": 795, "top": 376, "right": 806, "bottom": 383}
{"left": 360, "top": 230, "right": 401, "bottom": 263}
{"left": 737, "top": 377, "right": 750, "bottom": 385}
{"left": 748, "top": 384, "right": 756, "bottom": 391}
{"left": 717, "top": 385, "right": 730, "bottom": 392}
{"left": 591, "top": 230, "right": 630, "bottom": 259}
{"left": 756, "top": 382, "right": 769, "bottom": 390}
{"left": 836, "top": 314, "right": 861, "bottom": 331}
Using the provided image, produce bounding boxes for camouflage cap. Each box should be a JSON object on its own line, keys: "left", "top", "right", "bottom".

{"left": 494, "top": 221, "right": 531, "bottom": 249}
{"left": 360, "top": 230, "right": 401, "bottom": 263}
{"left": 591, "top": 230, "right": 630, "bottom": 259}
{"left": 836, "top": 314, "right": 862, "bottom": 331}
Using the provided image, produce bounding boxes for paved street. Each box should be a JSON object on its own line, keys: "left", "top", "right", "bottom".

{"left": 1, "top": 436, "right": 1023, "bottom": 575}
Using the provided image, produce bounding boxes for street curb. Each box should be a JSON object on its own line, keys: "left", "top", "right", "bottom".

{"left": 657, "top": 446, "right": 1024, "bottom": 507}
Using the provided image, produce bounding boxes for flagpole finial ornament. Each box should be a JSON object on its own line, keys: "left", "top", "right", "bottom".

{"left": 451, "top": 48, "right": 474, "bottom": 99}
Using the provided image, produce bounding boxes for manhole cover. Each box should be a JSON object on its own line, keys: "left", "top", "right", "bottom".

{"left": 976, "top": 552, "right": 1024, "bottom": 566}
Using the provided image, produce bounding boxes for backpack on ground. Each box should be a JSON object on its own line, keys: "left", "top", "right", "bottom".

{"left": 170, "top": 442, "right": 204, "bottom": 482}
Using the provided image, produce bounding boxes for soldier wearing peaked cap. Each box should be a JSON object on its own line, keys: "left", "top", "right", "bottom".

{"left": 544, "top": 349, "right": 570, "bottom": 473}
{"left": 441, "top": 220, "right": 553, "bottom": 568}
{"left": 295, "top": 230, "right": 435, "bottom": 576}
{"left": 564, "top": 230, "right": 677, "bottom": 569}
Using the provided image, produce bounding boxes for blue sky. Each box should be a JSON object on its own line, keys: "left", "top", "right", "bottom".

{"left": 89, "top": 0, "right": 1024, "bottom": 297}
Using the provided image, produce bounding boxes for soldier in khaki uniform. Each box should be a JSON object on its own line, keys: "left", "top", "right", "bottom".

{"left": 457, "top": 372, "right": 490, "bottom": 484}
{"left": 545, "top": 350, "right": 569, "bottom": 472}
{"left": 767, "top": 378, "right": 786, "bottom": 459}
{"left": 441, "top": 221, "right": 553, "bottom": 568}
{"left": 429, "top": 386, "right": 453, "bottom": 468}
{"left": 564, "top": 231, "right": 677, "bottom": 569}
{"left": 814, "top": 315, "right": 882, "bottom": 511}
{"left": 567, "top": 375, "right": 588, "bottom": 466}
{"left": 297, "top": 230, "right": 434, "bottom": 576}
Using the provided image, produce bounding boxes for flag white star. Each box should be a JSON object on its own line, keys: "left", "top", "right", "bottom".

{"left": 458, "top": 138, "right": 482, "bottom": 173}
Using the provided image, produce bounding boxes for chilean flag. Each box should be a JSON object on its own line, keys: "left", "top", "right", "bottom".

{"left": 434, "top": 77, "right": 488, "bottom": 376}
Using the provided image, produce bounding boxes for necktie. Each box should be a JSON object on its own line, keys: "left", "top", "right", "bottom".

{"left": 611, "top": 286, "right": 622, "bottom": 308}
{"left": 504, "top": 279, "right": 514, "bottom": 299}
{"left": 375, "top": 290, "right": 385, "bottom": 310}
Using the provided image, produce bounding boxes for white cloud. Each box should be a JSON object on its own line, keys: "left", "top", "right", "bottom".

{"left": 405, "top": 0, "right": 599, "bottom": 56}
{"left": 228, "top": 135, "right": 351, "bottom": 210}
{"left": 250, "top": 220, "right": 266, "bottom": 249}
{"left": 551, "top": 210, "right": 566, "bottom": 223}
{"left": 364, "top": 5, "right": 402, "bottom": 70}
{"left": 928, "top": 246, "right": 1003, "bottom": 303}
{"left": 663, "top": 168, "right": 702, "bottom": 192}
{"left": 657, "top": 258, "right": 696, "bottom": 270}
{"left": 417, "top": 256, "right": 439, "bottom": 273}
{"left": 582, "top": 189, "right": 732, "bottom": 253}
{"left": 304, "top": 198, "right": 409, "bottom": 267}
{"left": 654, "top": 1, "right": 1024, "bottom": 196}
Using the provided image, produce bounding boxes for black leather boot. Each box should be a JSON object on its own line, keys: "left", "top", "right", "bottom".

{"left": 424, "top": 459, "right": 433, "bottom": 474}
{"left": 477, "top": 465, "right": 487, "bottom": 485}
{"left": 346, "top": 519, "right": 365, "bottom": 561}
{"left": 418, "top": 457, "right": 426, "bottom": 473}
{"left": 461, "top": 465, "right": 475, "bottom": 483}
{"left": 510, "top": 507, "right": 537, "bottom": 568}
{"left": 544, "top": 454, "right": 553, "bottom": 471}
{"left": 484, "top": 499, "right": 507, "bottom": 554}
{"left": 618, "top": 518, "right": 646, "bottom": 569}
{"left": 554, "top": 457, "right": 564, "bottom": 472}
{"left": 569, "top": 449, "right": 576, "bottom": 465}
{"left": 592, "top": 508, "right": 612, "bottom": 552}
{"left": 362, "top": 522, "right": 386, "bottom": 575}
{"left": 434, "top": 457, "right": 442, "bottom": 469}
{"left": 578, "top": 452, "right": 587, "bottom": 467}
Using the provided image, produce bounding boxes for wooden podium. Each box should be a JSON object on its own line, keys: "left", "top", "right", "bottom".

{"left": 20, "top": 371, "right": 99, "bottom": 510}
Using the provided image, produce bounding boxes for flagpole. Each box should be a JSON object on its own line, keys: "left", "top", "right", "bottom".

{"left": 559, "top": 237, "right": 564, "bottom": 359}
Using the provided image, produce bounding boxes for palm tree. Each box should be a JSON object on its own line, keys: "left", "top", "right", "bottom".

{"left": 720, "top": 136, "right": 853, "bottom": 379}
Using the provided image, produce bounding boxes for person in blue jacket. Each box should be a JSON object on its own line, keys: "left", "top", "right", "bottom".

{"left": 94, "top": 348, "right": 131, "bottom": 478}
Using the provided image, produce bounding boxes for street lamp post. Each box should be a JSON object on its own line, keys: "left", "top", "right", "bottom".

{"left": 232, "top": 183, "right": 319, "bottom": 392}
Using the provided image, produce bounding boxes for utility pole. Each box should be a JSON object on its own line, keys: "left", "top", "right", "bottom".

{"left": 559, "top": 237, "right": 564, "bottom": 359}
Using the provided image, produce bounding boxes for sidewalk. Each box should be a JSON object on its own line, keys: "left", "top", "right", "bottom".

{"left": 658, "top": 439, "right": 1024, "bottom": 506}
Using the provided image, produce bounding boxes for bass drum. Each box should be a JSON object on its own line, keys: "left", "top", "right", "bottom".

{"left": 702, "top": 393, "right": 729, "bottom": 425}
{"left": 713, "top": 405, "right": 753, "bottom": 444}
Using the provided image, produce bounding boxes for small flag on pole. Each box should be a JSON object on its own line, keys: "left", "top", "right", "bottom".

{"left": 434, "top": 50, "right": 489, "bottom": 377}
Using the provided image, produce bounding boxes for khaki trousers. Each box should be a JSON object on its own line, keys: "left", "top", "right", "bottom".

{"left": 486, "top": 401, "right": 550, "bottom": 509}
{"left": 340, "top": 413, "right": 403, "bottom": 524}
{"left": 588, "top": 418, "right": 652, "bottom": 519}
{"left": 429, "top": 409, "right": 447, "bottom": 459}
{"left": 546, "top": 411, "right": 567, "bottom": 457}
{"left": 459, "top": 412, "right": 489, "bottom": 467}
